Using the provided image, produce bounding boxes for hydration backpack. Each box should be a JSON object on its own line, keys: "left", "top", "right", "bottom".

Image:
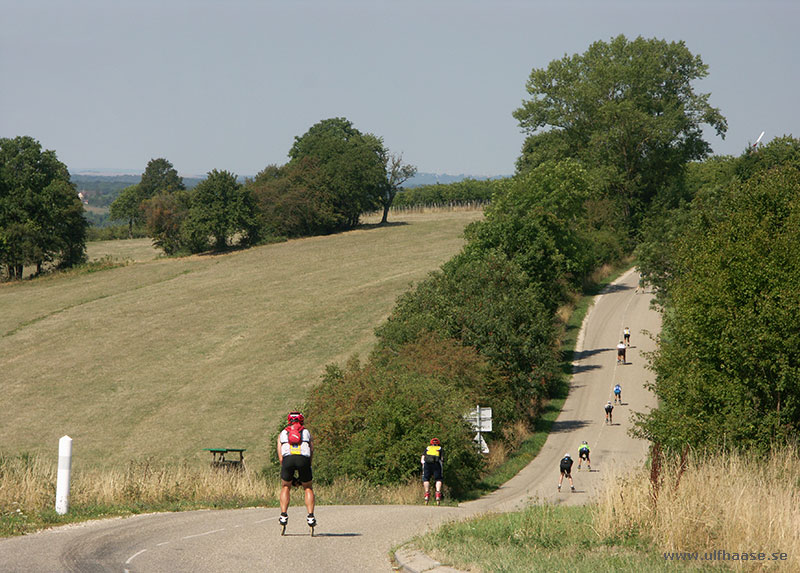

{"left": 286, "top": 422, "right": 306, "bottom": 447}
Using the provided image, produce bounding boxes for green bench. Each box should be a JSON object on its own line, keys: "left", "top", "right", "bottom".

{"left": 203, "top": 448, "right": 246, "bottom": 470}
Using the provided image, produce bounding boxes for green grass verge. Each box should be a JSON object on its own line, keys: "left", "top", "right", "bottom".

{"left": 412, "top": 504, "right": 724, "bottom": 572}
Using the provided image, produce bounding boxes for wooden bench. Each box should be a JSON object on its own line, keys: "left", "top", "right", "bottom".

{"left": 203, "top": 448, "right": 246, "bottom": 471}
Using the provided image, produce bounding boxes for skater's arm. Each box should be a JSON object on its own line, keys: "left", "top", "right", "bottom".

{"left": 276, "top": 436, "right": 283, "bottom": 464}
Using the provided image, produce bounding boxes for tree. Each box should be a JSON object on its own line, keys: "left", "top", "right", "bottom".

{"left": 247, "top": 158, "right": 338, "bottom": 237}
{"left": 513, "top": 35, "right": 727, "bottom": 234}
{"left": 141, "top": 190, "right": 191, "bottom": 255}
{"left": 0, "top": 136, "right": 87, "bottom": 278}
{"left": 184, "top": 169, "right": 252, "bottom": 251}
{"left": 462, "top": 160, "right": 594, "bottom": 308}
{"left": 379, "top": 151, "right": 416, "bottom": 224}
{"left": 139, "top": 158, "right": 185, "bottom": 200}
{"left": 634, "top": 150, "right": 800, "bottom": 452}
{"left": 109, "top": 184, "right": 143, "bottom": 237}
{"left": 289, "top": 118, "right": 386, "bottom": 228}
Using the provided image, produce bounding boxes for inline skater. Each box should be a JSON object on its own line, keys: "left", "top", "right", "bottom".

{"left": 558, "top": 453, "right": 575, "bottom": 492}
{"left": 277, "top": 411, "right": 316, "bottom": 534}
{"left": 421, "top": 438, "right": 444, "bottom": 505}
{"left": 613, "top": 383, "right": 622, "bottom": 404}
{"left": 623, "top": 326, "right": 631, "bottom": 346}
{"left": 604, "top": 401, "right": 614, "bottom": 425}
{"left": 577, "top": 441, "right": 591, "bottom": 471}
{"left": 616, "top": 341, "right": 627, "bottom": 364}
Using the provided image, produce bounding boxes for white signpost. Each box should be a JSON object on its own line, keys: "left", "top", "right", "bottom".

{"left": 465, "top": 405, "right": 492, "bottom": 453}
{"left": 55, "top": 435, "right": 72, "bottom": 515}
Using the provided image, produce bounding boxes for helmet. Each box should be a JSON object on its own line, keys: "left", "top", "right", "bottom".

{"left": 582, "top": 441, "right": 588, "bottom": 445}
{"left": 608, "top": 400, "right": 612, "bottom": 404}
{"left": 564, "top": 453, "right": 571, "bottom": 458}
{"left": 430, "top": 438, "right": 441, "bottom": 446}
{"left": 287, "top": 411, "right": 304, "bottom": 424}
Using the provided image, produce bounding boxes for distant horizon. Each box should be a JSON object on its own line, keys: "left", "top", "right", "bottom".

{"left": 69, "top": 168, "right": 512, "bottom": 182}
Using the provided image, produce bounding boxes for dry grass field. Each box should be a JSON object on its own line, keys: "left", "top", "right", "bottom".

{"left": 0, "top": 209, "right": 482, "bottom": 470}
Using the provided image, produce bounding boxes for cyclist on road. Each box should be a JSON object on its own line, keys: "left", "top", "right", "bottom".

{"left": 604, "top": 401, "right": 614, "bottom": 425}
{"left": 421, "top": 438, "right": 444, "bottom": 505}
{"left": 277, "top": 411, "right": 316, "bottom": 529}
{"left": 578, "top": 441, "right": 591, "bottom": 471}
{"left": 613, "top": 383, "right": 622, "bottom": 404}
{"left": 616, "top": 341, "right": 627, "bottom": 364}
{"left": 558, "top": 453, "right": 575, "bottom": 492}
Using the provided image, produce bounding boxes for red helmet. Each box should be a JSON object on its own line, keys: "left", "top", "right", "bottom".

{"left": 287, "top": 411, "right": 304, "bottom": 424}
{"left": 430, "top": 438, "right": 440, "bottom": 446}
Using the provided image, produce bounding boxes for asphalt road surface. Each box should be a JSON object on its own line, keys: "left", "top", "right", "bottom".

{"left": 0, "top": 268, "right": 659, "bottom": 572}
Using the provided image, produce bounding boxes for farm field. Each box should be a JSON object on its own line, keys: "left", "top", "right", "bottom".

{"left": 0, "top": 209, "right": 482, "bottom": 469}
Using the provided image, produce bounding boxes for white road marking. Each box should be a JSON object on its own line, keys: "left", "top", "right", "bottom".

{"left": 156, "top": 541, "right": 170, "bottom": 546}
{"left": 125, "top": 549, "right": 147, "bottom": 564}
{"left": 182, "top": 528, "right": 226, "bottom": 540}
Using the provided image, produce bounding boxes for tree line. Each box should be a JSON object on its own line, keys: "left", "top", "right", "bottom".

{"left": 633, "top": 136, "right": 800, "bottom": 452}
{"left": 108, "top": 117, "right": 416, "bottom": 255}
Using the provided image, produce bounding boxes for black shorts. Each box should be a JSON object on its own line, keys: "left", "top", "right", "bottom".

{"left": 422, "top": 461, "right": 443, "bottom": 482}
{"left": 560, "top": 468, "right": 572, "bottom": 477}
{"left": 281, "top": 455, "right": 313, "bottom": 483}
{"left": 579, "top": 450, "right": 590, "bottom": 460}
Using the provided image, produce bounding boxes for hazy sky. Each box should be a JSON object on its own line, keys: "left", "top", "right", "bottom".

{"left": 2, "top": 0, "right": 797, "bottom": 177}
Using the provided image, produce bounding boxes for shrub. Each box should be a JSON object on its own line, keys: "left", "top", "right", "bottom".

{"left": 304, "top": 340, "right": 487, "bottom": 495}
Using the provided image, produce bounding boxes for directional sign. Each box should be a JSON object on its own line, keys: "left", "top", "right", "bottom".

{"left": 465, "top": 406, "right": 492, "bottom": 432}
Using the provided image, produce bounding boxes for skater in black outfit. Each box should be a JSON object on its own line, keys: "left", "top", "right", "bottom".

{"left": 558, "top": 453, "right": 575, "bottom": 492}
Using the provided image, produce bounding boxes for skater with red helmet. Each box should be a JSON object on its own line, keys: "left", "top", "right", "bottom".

{"left": 421, "top": 438, "right": 444, "bottom": 505}
{"left": 277, "top": 411, "right": 316, "bottom": 534}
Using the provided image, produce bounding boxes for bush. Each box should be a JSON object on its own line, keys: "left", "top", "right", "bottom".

{"left": 376, "top": 251, "right": 560, "bottom": 419}
{"left": 304, "top": 339, "right": 488, "bottom": 495}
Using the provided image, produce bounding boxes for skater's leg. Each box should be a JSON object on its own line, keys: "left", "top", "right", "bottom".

{"left": 279, "top": 480, "right": 292, "bottom": 514}
{"left": 301, "top": 481, "right": 315, "bottom": 516}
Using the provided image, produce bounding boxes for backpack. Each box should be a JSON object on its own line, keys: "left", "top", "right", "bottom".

{"left": 560, "top": 457, "right": 572, "bottom": 470}
{"left": 286, "top": 422, "right": 306, "bottom": 447}
{"left": 424, "top": 444, "right": 442, "bottom": 464}
{"left": 614, "top": 385, "right": 621, "bottom": 394}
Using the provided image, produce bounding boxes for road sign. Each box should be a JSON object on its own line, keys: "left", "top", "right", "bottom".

{"left": 474, "top": 433, "right": 489, "bottom": 454}
{"left": 465, "top": 406, "right": 492, "bottom": 432}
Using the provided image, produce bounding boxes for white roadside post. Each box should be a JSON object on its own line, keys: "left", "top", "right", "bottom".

{"left": 55, "top": 435, "right": 73, "bottom": 515}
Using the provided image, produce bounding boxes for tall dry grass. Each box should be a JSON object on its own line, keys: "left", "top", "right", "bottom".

{"left": 1, "top": 454, "right": 424, "bottom": 523}
{"left": 593, "top": 446, "right": 800, "bottom": 569}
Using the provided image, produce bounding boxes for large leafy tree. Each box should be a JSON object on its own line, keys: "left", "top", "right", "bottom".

{"left": 513, "top": 35, "right": 727, "bottom": 234}
{"left": 109, "top": 184, "right": 143, "bottom": 237}
{"left": 289, "top": 117, "right": 386, "bottom": 228}
{"left": 139, "top": 157, "right": 185, "bottom": 199}
{"left": 184, "top": 169, "right": 253, "bottom": 251}
{"left": 0, "top": 136, "right": 87, "bottom": 278}
{"left": 247, "top": 158, "right": 338, "bottom": 237}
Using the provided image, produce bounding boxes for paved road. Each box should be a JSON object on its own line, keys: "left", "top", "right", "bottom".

{"left": 0, "top": 269, "right": 659, "bottom": 572}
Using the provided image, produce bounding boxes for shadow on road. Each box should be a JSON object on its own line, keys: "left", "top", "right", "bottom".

{"left": 550, "top": 419, "right": 592, "bottom": 434}
{"left": 572, "top": 364, "right": 601, "bottom": 375}
{"left": 601, "top": 283, "right": 633, "bottom": 294}
{"left": 573, "top": 348, "right": 612, "bottom": 361}
{"left": 312, "top": 533, "right": 362, "bottom": 537}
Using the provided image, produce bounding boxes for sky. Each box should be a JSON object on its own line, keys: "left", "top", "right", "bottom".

{"left": 1, "top": 0, "right": 798, "bottom": 178}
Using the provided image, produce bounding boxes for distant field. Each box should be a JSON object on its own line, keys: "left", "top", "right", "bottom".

{"left": 0, "top": 209, "right": 482, "bottom": 469}
{"left": 86, "top": 237, "right": 160, "bottom": 263}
